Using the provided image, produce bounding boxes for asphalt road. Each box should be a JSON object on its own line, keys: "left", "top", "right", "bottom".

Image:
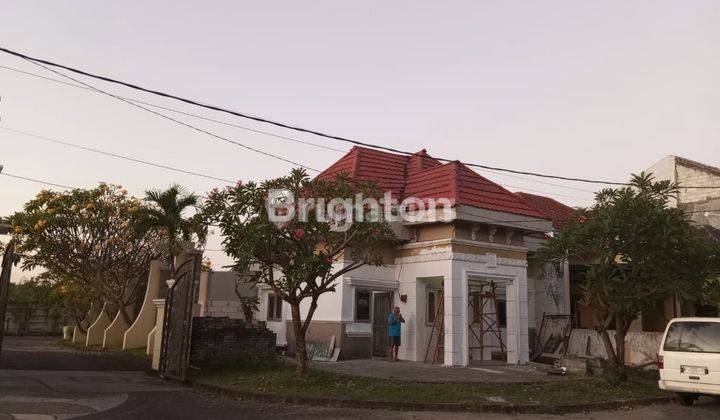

{"left": 1, "top": 336, "right": 718, "bottom": 419}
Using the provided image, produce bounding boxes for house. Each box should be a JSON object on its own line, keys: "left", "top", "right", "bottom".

{"left": 561, "top": 156, "right": 720, "bottom": 366}
{"left": 198, "top": 270, "right": 256, "bottom": 319}
{"left": 256, "top": 146, "right": 576, "bottom": 366}
{"left": 644, "top": 155, "right": 720, "bottom": 320}
{"left": 646, "top": 155, "right": 720, "bottom": 230}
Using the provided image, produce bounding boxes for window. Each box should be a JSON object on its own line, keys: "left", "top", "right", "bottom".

{"left": 497, "top": 300, "right": 507, "bottom": 328}
{"left": 470, "top": 295, "right": 506, "bottom": 328}
{"left": 664, "top": 321, "right": 720, "bottom": 353}
{"left": 266, "top": 294, "right": 282, "bottom": 321}
{"left": 427, "top": 288, "right": 441, "bottom": 324}
{"left": 355, "top": 290, "right": 371, "bottom": 322}
{"left": 472, "top": 293, "right": 480, "bottom": 324}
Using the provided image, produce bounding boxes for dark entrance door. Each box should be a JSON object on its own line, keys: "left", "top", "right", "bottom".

{"left": 372, "top": 292, "right": 392, "bottom": 357}
{"left": 159, "top": 251, "right": 201, "bottom": 382}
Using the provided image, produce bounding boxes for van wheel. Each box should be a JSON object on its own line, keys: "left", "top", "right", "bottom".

{"left": 676, "top": 392, "right": 698, "bottom": 406}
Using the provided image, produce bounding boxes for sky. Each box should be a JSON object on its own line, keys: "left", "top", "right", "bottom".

{"left": 1, "top": 1, "right": 719, "bottom": 281}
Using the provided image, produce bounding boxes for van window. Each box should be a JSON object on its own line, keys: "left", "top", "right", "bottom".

{"left": 664, "top": 321, "right": 720, "bottom": 353}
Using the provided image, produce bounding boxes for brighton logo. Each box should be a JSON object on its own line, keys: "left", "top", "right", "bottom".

{"left": 266, "top": 189, "right": 453, "bottom": 231}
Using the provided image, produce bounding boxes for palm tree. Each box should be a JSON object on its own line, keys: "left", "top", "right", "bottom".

{"left": 135, "top": 184, "right": 207, "bottom": 266}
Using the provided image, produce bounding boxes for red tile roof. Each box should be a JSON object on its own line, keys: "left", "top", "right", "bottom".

{"left": 515, "top": 192, "right": 575, "bottom": 230}
{"left": 318, "top": 146, "right": 548, "bottom": 219}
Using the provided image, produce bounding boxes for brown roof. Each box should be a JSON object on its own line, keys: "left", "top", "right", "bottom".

{"left": 514, "top": 192, "right": 575, "bottom": 230}
{"left": 318, "top": 146, "right": 547, "bottom": 219}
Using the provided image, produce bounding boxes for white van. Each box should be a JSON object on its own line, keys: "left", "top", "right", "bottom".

{"left": 658, "top": 317, "right": 720, "bottom": 406}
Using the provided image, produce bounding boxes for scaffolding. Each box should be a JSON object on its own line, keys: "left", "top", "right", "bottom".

{"left": 468, "top": 280, "right": 506, "bottom": 362}
{"left": 425, "top": 280, "right": 507, "bottom": 364}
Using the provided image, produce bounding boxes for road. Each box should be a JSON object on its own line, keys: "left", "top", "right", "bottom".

{"left": 1, "top": 336, "right": 718, "bottom": 419}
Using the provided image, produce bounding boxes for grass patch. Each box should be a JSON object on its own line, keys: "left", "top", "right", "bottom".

{"left": 192, "top": 358, "right": 666, "bottom": 407}
{"left": 59, "top": 339, "right": 149, "bottom": 359}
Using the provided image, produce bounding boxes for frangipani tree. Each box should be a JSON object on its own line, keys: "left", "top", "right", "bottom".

{"left": 536, "top": 173, "right": 720, "bottom": 379}
{"left": 203, "top": 169, "right": 396, "bottom": 375}
{"left": 11, "top": 184, "right": 164, "bottom": 324}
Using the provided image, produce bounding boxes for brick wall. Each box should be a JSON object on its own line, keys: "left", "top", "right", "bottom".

{"left": 676, "top": 162, "right": 720, "bottom": 204}
{"left": 190, "top": 317, "right": 276, "bottom": 367}
{"left": 644, "top": 155, "right": 720, "bottom": 206}
{"left": 203, "top": 300, "right": 243, "bottom": 318}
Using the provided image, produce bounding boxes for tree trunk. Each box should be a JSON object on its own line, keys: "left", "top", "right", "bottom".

{"left": 116, "top": 301, "right": 132, "bottom": 325}
{"left": 613, "top": 316, "right": 629, "bottom": 381}
{"left": 290, "top": 302, "right": 308, "bottom": 376}
{"left": 75, "top": 316, "right": 87, "bottom": 334}
{"left": 594, "top": 313, "right": 620, "bottom": 378}
{"left": 120, "top": 307, "right": 132, "bottom": 325}
{"left": 243, "top": 308, "right": 254, "bottom": 323}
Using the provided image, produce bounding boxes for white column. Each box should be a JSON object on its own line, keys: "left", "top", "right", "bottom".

{"left": 518, "top": 268, "right": 530, "bottom": 363}
{"left": 151, "top": 298, "right": 166, "bottom": 371}
{"left": 198, "top": 270, "right": 211, "bottom": 317}
{"left": 505, "top": 271, "right": 530, "bottom": 364}
{"left": 443, "top": 261, "right": 466, "bottom": 366}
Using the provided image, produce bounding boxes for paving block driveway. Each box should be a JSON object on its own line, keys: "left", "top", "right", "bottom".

{"left": 1, "top": 336, "right": 718, "bottom": 419}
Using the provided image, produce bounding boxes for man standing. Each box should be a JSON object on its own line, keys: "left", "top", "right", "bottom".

{"left": 387, "top": 306, "right": 405, "bottom": 361}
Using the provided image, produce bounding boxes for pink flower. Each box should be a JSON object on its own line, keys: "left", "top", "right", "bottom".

{"left": 294, "top": 228, "right": 305, "bottom": 240}
{"left": 373, "top": 228, "right": 381, "bottom": 237}
{"left": 236, "top": 180, "right": 243, "bottom": 187}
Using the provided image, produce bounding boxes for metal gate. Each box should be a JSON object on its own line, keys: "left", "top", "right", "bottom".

{"left": 0, "top": 240, "right": 16, "bottom": 360}
{"left": 372, "top": 292, "right": 392, "bottom": 357}
{"left": 159, "top": 251, "right": 201, "bottom": 382}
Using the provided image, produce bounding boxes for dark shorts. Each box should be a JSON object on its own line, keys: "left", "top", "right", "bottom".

{"left": 390, "top": 335, "right": 401, "bottom": 347}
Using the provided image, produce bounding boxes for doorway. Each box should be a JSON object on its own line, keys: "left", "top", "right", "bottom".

{"left": 372, "top": 292, "right": 392, "bottom": 357}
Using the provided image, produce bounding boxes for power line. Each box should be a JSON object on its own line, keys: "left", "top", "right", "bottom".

{"left": 473, "top": 166, "right": 597, "bottom": 194}
{"left": 0, "top": 64, "right": 346, "bottom": 154}
{"left": 6, "top": 46, "right": 717, "bottom": 189}
{"left": 0, "top": 126, "right": 236, "bottom": 184}
{"left": 1, "top": 61, "right": 598, "bottom": 198}
{"left": 0, "top": 64, "right": 598, "bottom": 202}
{"left": 21, "top": 58, "right": 320, "bottom": 173}
{"left": 1, "top": 172, "right": 75, "bottom": 189}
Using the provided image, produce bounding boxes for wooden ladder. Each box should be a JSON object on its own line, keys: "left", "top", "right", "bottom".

{"left": 424, "top": 290, "right": 445, "bottom": 364}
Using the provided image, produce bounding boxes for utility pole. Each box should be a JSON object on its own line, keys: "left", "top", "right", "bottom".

{"left": 0, "top": 164, "right": 12, "bottom": 235}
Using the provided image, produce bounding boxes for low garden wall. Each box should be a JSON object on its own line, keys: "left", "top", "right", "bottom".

{"left": 190, "top": 317, "right": 276, "bottom": 367}
{"left": 3, "top": 306, "right": 64, "bottom": 335}
{"left": 565, "top": 328, "right": 662, "bottom": 367}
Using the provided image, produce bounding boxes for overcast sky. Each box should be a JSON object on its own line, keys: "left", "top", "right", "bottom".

{"left": 1, "top": 1, "right": 719, "bottom": 281}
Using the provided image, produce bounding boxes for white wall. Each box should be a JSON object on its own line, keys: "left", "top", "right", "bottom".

{"left": 454, "top": 254, "right": 529, "bottom": 365}
{"left": 255, "top": 247, "right": 532, "bottom": 366}
{"left": 395, "top": 258, "right": 452, "bottom": 362}
{"left": 256, "top": 261, "right": 398, "bottom": 345}
{"left": 393, "top": 245, "right": 530, "bottom": 366}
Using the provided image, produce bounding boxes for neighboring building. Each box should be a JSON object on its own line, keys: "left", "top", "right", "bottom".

{"left": 561, "top": 156, "right": 720, "bottom": 367}
{"left": 256, "top": 146, "right": 575, "bottom": 366}
{"left": 646, "top": 155, "right": 720, "bottom": 319}
{"left": 515, "top": 192, "right": 574, "bottom": 338}
{"left": 646, "top": 155, "right": 720, "bottom": 232}
{"left": 198, "top": 270, "right": 255, "bottom": 319}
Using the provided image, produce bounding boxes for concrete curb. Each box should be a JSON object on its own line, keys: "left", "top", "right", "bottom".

{"left": 188, "top": 379, "right": 673, "bottom": 414}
